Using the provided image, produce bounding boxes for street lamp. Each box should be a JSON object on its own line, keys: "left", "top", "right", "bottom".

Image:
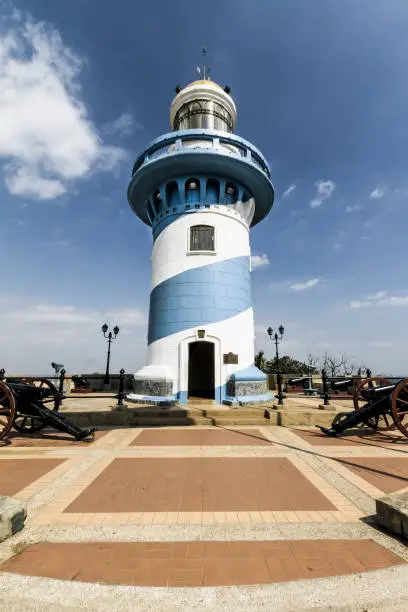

{"left": 267, "top": 325, "right": 285, "bottom": 405}
{"left": 101, "top": 323, "right": 120, "bottom": 385}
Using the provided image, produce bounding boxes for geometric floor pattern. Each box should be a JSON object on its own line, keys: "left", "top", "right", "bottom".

{"left": 0, "top": 540, "right": 404, "bottom": 586}
{"left": 0, "top": 425, "right": 407, "bottom": 589}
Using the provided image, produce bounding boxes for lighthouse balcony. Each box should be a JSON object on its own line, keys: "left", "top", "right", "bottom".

{"left": 128, "top": 129, "right": 274, "bottom": 228}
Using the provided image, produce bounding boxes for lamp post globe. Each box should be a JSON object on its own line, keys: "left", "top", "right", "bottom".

{"left": 267, "top": 324, "right": 285, "bottom": 405}
{"left": 102, "top": 324, "right": 119, "bottom": 386}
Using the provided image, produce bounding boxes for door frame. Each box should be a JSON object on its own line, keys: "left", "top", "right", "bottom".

{"left": 179, "top": 333, "right": 221, "bottom": 404}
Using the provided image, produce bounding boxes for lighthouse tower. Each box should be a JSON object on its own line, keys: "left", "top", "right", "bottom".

{"left": 127, "top": 66, "right": 275, "bottom": 406}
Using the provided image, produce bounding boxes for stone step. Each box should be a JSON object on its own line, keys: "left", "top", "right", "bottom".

{"left": 376, "top": 491, "right": 408, "bottom": 541}
{"left": 0, "top": 496, "right": 26, "bottom": 543}
{"left": 63, "top": 408, "right": 339, "bottom": 428}
{"left": 200, "top": 409, "right": 269, "bottom": 417}
{"left": 213, "top": 418, "right": 273, "bottom": 426}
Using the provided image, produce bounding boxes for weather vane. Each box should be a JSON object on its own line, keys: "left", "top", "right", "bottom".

{"left": 197, "top": 47, "right": 211, "bottom": 80}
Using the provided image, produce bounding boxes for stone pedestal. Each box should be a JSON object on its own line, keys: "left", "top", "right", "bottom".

{"left": 376, "top": 491, "right": 408, "bottom": 540}
{"left": 0, "top": 496, "right": 26, "bottom": 542}
{"left": 223, "top": 365, "right": 274, "bottom": 405}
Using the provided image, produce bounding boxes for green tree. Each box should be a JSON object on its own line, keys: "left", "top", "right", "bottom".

{"left": 264, "top": 354, "right": 317, "bottom": 375}
{"left": 254, "top": 350, "right": 266, "bottom": 371}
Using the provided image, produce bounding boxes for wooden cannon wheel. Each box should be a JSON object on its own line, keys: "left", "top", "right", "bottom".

{"left": 391, "top": 378, "right": 408, "bottom": 438}
{"left": 13, "top": 377, "right": 60, "bottom": 434}
{"left": 353, "top": 376, "right": 394, "bottom": 431}
{"left": 0, "top": 380, "right": 16, "bottom": 441}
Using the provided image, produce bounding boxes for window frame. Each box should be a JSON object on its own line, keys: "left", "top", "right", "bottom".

{"left": 187, "top": 224, "right": 217, "bottom": 255}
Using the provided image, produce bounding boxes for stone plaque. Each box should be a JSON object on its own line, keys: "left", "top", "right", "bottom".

{"left": 223, "top": 352, "right": 238, "bottom": 365}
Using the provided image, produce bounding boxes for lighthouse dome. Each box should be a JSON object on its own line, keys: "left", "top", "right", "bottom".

{"left": 170, "top": 78, "right": 237, "bottom": 133}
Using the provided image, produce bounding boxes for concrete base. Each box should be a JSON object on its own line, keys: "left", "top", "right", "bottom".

{"left": 376, "top": 491, "right": 408, "bottom": 541}
{"left": 127, "top": 393, "right": 177, "bottom": 406}
{"left": 0, "top": 496, "right": 26, "bottom": 542}
{"left": 223, "top": 392, "right": 275, "bottom": 406}
{"left": 61, "top": 406, "right": 340, "bottom": 428}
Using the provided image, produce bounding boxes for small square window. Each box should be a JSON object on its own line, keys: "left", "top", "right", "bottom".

{"left": 190, "top": 225, "right": 215, "bottom": 252}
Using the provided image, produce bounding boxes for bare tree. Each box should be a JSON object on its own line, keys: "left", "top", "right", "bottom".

{"left": 306, "top": 353, "right": 319, "bottom": 374}
{"left": 321, "top": 352, "right": 349, "bottom": 378}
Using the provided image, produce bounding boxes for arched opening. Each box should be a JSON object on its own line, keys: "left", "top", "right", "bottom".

{"left": 188, "top": 341, "right": 215, "bottom": 399}
{"left": 146, "top": 199, "right": 154, "bottom": 224}
{"left": 185, "top": 178, "right": 200, "bottom": 204}
{"left": 206, "top": 179, "right": 220, "bottom": 204}
{"left": 153, "top": 189, "right": 162, "bottom": 214}
{"left": 225, "top": 182, "right": 237, "bottom": 204}
{"left": 166, "top": 181, "right": 180, "bottom": 207}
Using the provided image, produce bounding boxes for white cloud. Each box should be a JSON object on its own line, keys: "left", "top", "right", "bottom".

{"left": 8, "top": 304, "right": 94, "bottom": 324}
{"left": 282, "top": 184, "right": 296, "bottom": 198}
{"left": 106, "top": 309, "right": 146, "bottom": 327}
{"left": 290, "top": 278, "right": 321, "bottom": 291}
{"left": 369, "top": 187, "right": 385, "bottom": 199}
{"left": 345, "top": 204, "right": 362, "bottom": 213}
{"left": 0, "top": 11, "right": 128, "bottom": 200}
{"left": 309, "top": 180, "right": 336, "bottom": 208}
{"left": 0, "top": 296, "right": 148, "bottom": 373}
{"left": 103, "top": 113, "right": 139, "bottom": 138}
{"left": 7, "top": 303, "right": 146, "bottom": 326}
{"left": 349, "top": 291, "right": 408, "bottom": 308}
{"left": 251, "top": 253, "right": 269, "bottom": 270}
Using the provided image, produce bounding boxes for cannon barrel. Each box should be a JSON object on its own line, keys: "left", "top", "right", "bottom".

{"left": 287, "top": 377, "right": 310, "bottom": 385}
{"left": 330, "top": 378, "right": 353, "bottom": 390}
{"left": 360, "top": 384, "right": 395, "bottom": 401}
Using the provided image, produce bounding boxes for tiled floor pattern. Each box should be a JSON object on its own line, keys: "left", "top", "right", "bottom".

{"left": 131, "top": 428, "right": 271, "bottom": 446}
{"left": 291, "top": 428, "right": 408, "bottom": 448}
{"left": 5, "top": 429, "right": 109, "bottom": 447}
{"left": 1, "top": 426, "right": 407, "bottom": 588}
{"left": 64, "top": 457, "right": 337, "bottom": 513}
{"left": 0, "top": 540, "right": 404, "bottom": 587}
{"left": 332, "top": 457, "right": 408, "bottom": 494}
{"left": 0, "top": 458, "right": 65, "bottom": 497}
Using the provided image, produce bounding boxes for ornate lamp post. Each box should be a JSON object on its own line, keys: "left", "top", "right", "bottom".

{"left": 267, "top": 325, "right": 285, "bottom": 405}
{"left": 101, "top": 324, "right": 119, "bottom": 385}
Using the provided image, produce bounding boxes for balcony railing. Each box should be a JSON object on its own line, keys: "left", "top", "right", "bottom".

{"left": 131, "top": 130, "right": 271, "bottom": 179}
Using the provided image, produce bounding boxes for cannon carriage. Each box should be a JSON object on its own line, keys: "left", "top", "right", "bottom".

{"left": 319, "top": 376, "right": 408, "bottom": 438}
{"left": 0, "top": 377, "right": 94, "bottom": 442}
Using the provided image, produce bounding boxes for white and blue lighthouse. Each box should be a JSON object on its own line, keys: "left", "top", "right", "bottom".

{"left": 127, "top": 70, "right": 274, "bottom": 406}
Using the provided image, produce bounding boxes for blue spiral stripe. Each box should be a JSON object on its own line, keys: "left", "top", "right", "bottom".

{"left": 148, "top": 256, "right": 251, "bottom": 344}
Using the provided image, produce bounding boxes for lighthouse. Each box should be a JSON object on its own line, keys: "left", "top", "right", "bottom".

{"left": 127, "top": 64, "right": 275, "bottom": 406}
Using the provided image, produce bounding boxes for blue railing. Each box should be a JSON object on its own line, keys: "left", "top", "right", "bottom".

{"left": 131, "top": 129, "right": 271, "bottom": 179}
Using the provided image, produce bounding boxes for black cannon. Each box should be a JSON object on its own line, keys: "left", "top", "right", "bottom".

{"left": 286, "top": 377, "right": 310, "bottom": 387}
{"left": 0, "top": 377, "right": 94, "bottom": 442}
{"left": 329, "top": 378, "right": 354, "bottom": 394}
{"left": 286, "top": 376, "right": 318, "bottom": 396}
{"left": 71, "top": 375, "right": 91, "bottom": 391}
{"left": 318, "top": 376, "right": 408, "bottom": 438}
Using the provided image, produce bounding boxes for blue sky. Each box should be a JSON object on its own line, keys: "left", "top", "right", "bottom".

{"left": 0, "top": 0, "right": 407, "bottom": 375}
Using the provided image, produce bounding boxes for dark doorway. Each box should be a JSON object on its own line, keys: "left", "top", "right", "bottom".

{"left": 188, "top": 341, "right": 215, "bottom": 399}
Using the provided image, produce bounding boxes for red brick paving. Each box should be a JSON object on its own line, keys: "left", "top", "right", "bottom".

{"left": 131, "top": 428, "right": 271, "bottom": 446}
{"left": 340, "top": 457, "right": 408, "bottom": 493}
{"left": 6, "top": 429, "right": 107, "bottom": 447}
{"left": 65, "top": 457, "right": 336, "bottom": 513}
{"left": 292, "top": 429, "right": 408, "bottom": 448}
{"left": 0, "top": 540, "right": 403, "bottom": 586}
{"left": 0, "top": 459, "right": 64, "bottom": 496}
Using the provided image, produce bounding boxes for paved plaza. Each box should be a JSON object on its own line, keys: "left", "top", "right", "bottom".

{"left": 0, "top": 424, "right": 407, "bottom": 610}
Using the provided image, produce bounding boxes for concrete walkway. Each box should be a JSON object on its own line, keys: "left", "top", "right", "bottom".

{"left": 0, "top": 425, "right": 407, "bottom": 611}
